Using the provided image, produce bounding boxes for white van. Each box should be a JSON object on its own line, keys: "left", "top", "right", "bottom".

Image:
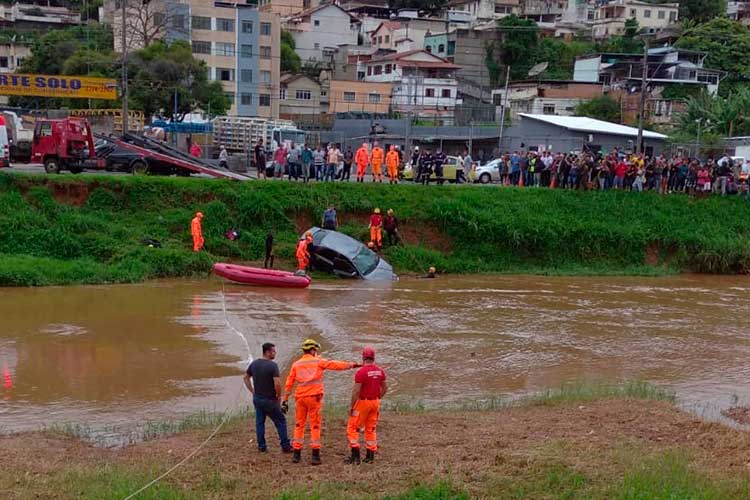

{"left": 0, "top": 124, "right": 9, "bottom": 168}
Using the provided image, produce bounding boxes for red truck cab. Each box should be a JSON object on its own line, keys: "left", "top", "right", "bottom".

{"left": 32, "top": 118, "right": 96, "bottom": 174}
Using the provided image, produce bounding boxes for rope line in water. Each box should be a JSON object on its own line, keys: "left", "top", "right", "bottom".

{"left": 122, "top": 284, "right": 252, "bottom": 500}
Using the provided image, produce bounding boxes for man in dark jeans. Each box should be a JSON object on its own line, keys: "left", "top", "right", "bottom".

{"left": 243, "top": 343, "right": 291, "bottom": 453}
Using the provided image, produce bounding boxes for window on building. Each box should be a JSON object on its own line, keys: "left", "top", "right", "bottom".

{"left": 630, "top": 8, "right": 636, "bottom": 17}
{"left": 314, "top": 19, "right": 320, "bottom": 26}
{"left": 344, "top": 91, "right": 356, "bottom": 102}
{"left": 425, "top": 88, "right": 435, "bottom": 97}
{"left": 368, "top": 93, "right": 381, "bottom": 104}
{"left": 0, "top": 57, "right": 7, "bottom": 68}
{"left": 192, "top": 16, "right": 211, "bottom": 30}
{"left": 241, "top": 93, "right": 253, "bottom": 106}
{"left": 658, "top": 10, "right": 665, "bottom": 19}
{"left": 218, "top": 68, "right": 234, "bottom": 81}
{"left": 438, "top": 44, "right": 445, "bottom": 53}
{"left": 280, "top": 88, "right": 287, "bottom": 100}
{"left": 154, "top": 12, "right": 164, "bottom": 26}
{"left": 260, "top": 46, "right": 271, "bottom": 59}
{"left": 447, "top": 40, "right": 455, "bottom": 55}
{"left": 367, "top": 66, "right": 372, "bottom": 76}
{"left": 385, "top": 63, "right": 392, "bottom": 74}
{"left": 15, "top": 57, "right": 23, "bottom": 67}
{"left": 543, "top": 104, "right": 555, "bottom": 114}
{"left": 261, "top": 22, "right": 271, "bottom": 36}
{"left": 425, "top": 45, "right": 432, "bottom": 53}
{"left": 643, "top": 9, "right": 651, "bottom": 18}
{"left": 192, "top": 41, "right": 211, "bottom": 55}
{"left": 224, "top": 92, "right": 235, "bottom": 105}
{"left": 216, "top": 42, "right": 235, "bottom": 57}
{"left": 242, "top": 20, "right": 253, "bottom": 33}
{"left": 241, "top": 44, "right": 253, "bottom": 58}
{"left": 321, "top": 90, "right": 327, "bottom": 97}
{"left": 261, "top": 70, "right": 271, "bottom": 83}
{"left": 385, "top": 35, "right": 390, "bottom": 43}
{"left": 259, "top": 93, "right": 271, "bottom": 106}
{"left": 172, "top": 15, "right": 185, "bottom": 29}
{"left": 374, "top": 65, "right": 382, "bottom": 75}
{"left": 314, "top": 42, "right": 320, "bottom": 50}
{"left": 441, "top": 89, "right": 451, "bottom": 98}
{"left": 303, "top": 0, "right": 310, "bottom": 8}
{"left": 296, "top": 89, "right": 312, "bottom": 100}
{"left": 669, "top": 11, "right": 677, "bottom": 21}
{"left": 217, "top": 18, "right": 234, "bottom": 32}
{"left": 240, "top": 69, "right": 253, "bottom": 82}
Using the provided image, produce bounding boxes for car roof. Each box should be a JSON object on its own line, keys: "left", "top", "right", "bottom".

{"left": 311, "top": 227, "right": 365, "bottom": 260}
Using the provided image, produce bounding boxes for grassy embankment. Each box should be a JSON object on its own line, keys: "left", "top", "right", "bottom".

{"left": 5, "top": 381, "right": 750, "bottom": 499}
{"left": 2, "top": 171, "right": 750, "bottom": 285}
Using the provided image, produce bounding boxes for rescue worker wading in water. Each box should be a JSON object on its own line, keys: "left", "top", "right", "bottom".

{"left": 191, "top": 212, "right": 204, "bottom": 252}
{"left": 282, "top": 339, "right": 359, "bottom": 465}
{"left": 296, "top": 231, "right": 313, "bottom": 273}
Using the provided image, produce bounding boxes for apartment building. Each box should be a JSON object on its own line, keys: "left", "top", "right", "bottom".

{"left": 258, "top": 0, "right": 319, "bottom": 16}
{"left": 448, "top": 0, "right": 520, "bottom": 20}
{"left": 0, "top": 41, "right": 31, "bottom": 73}
{"left": 491, "top": 80, "right": 604, "bottom": 120}
{"left": 592, "top": 0, "right": 678, "bottom": 39}
{"left": 108, "top": 0, "right": 280, "bottom": 118}
{"left": 727, "top": 1, "right": 750, "bottom": 24}
{"left": 279, "top": 73, "right": 323, "bottom": 118}
{"left": 0, "top": 0, "right": 80, "bottom": 33}
{"left": 283, "top": 4, "right": 360, "bottom": 62}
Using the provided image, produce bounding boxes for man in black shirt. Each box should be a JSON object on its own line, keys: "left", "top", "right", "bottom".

{"left": 264, "top": 233, "right": 274, "bottom": 269}
{"left": 254, "top": 139, "right": 267, "bottom": 180}
{"left": 243, "top": 343, "right": 291, "bottom": 452}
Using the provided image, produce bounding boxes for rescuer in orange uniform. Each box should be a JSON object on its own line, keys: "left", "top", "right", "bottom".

{"left": 345, "top": 346, "right": 387, "bottom": 465}
{"left": 296, "top": 231, "right": 313, "bottom": 272}
{"left": 369, "top": 208, "right": 383, "bottom": 249}
{"left": 191, "top": 212, "right": 204, "bottom": 252}
{"left": 385, "top": 145, "right": 400, "bottom": 184}
{"left": 355, "top": 142, "right": 370, "bottom": 183}
{"left": 282, "top": 338, "right": 359, "bottom": 465}
{"left": 370, "top": 142, "right": 384, "bottom": 183}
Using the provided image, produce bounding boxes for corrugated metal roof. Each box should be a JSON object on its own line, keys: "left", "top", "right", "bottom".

{"left": 518, "top": 114, "right": 668, "bottom": 140}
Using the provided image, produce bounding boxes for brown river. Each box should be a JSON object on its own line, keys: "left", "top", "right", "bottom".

{"left": 2, "top": 275, "right": 750, "bottom": 443}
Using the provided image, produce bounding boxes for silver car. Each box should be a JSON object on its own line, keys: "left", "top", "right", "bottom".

{"left": 472, "top": 158, "right": 502, "bottom": 184}
{"left": 308, "top": 227, "right": 396, "bottom": 280}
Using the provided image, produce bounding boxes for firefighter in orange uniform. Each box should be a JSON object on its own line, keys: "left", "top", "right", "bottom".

{"left": 370, "top": 142, "right": 384, "bottom": 183}
{"left": 385, "top": 145, "right": 400, "bottom": 184}
{"left": 296, "top": 231, "right": 313, "bottom": 272}
{"left": 282, "top": 339, "right": 359, "bottom": 465}
{"left": 368, "top": 208, "right": 383, "bottom": 249}
{"left": 355, "top": 143, "right": 370, "bottom": 183}
{"left": 345, "top": 346, "right": 387, "bottom": 464}
{"left": 191, "top": 212, "right": 204, "bottom": 252}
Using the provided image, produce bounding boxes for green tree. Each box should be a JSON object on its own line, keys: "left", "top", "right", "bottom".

{"left": 675, "top": 18, "right": 750, "bottom": 83}
{"left": 281, "top": 29, "right": 301, "bottom": 74}
{"left": 535, "top": 38, "right": 596, "bottom": 79}
{"left": 575, "top": 95, "right": 622, "bottom": 123}
{"left": 675, "top": 89, "right": 750, "bottom": 139}
{"left": 495, "top": 15, "right": 539, "bottom": 80}
{"left": 597, "top": 18, "right": 643, "bottom": 53}
{"left": 677, "top": 0, "right": 726, "bottom": 23}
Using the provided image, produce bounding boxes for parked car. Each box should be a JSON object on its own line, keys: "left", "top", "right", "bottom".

{"left": 307, "top": 227, "right": 396, "bottom": 280}
{"left": 471, "top": 158, "right": 503, "bottom": 184}
{"left": 402, "top": 155, "right": 465, "bottom": 183}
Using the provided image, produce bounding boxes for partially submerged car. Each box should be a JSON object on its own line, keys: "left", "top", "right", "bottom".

{"left": 307, "top": 227, "right": 396, "bottom": 280}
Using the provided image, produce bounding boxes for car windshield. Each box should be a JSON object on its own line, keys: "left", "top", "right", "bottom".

{"left": 351, "top": 246, "right": 379, "bottom": 276}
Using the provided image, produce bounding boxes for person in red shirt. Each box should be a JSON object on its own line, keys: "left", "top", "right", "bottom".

{"left": 613, "top": 160, "right": 628, "bottom": 190}
{"left": 345, "top": 346, "right": 387, "bottom": 464}
{"left": 369, "top": 208, "right": 383, "bottom": 249}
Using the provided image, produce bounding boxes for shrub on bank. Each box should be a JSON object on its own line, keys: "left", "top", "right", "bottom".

{"left": 1, "top": 172, "right": 750, "bottom": 286}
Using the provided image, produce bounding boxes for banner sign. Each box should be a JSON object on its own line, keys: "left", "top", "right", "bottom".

{"left": 0, "top": 74, "right": 118, "bottom": 100}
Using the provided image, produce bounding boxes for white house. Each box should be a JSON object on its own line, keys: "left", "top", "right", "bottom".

{"left": 284, "top": 4, "right": 361, "bottom": 62}
{"left": 363, "top": 49, "right": 461, "bottom": 124}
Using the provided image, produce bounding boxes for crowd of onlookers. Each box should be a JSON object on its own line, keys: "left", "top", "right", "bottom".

{"left": 250, "top": 139, "right": 750, "bottom": 197}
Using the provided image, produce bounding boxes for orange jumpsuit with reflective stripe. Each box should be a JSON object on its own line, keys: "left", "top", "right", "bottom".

{"left": 370, "top": 147, "right": 384, "bottom": 181}
{"left": 296, "top": 238, "right": 310, "bottom": 271}
{"left": 347, "top": 400, "right": 381, "bottom": 451}
{"left": 284, "top": 354, "right": 354, "bottom": 450}
{"left": 191, "top": 216, "right": 204, "bottom": 252}
{"left": 355, "top": 147, "right": 369, "bottom": 180}
{"left": 385, "top": 150, "right": 399, "bottom": 182}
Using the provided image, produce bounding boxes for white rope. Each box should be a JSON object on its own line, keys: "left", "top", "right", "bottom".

{"left": 122, "top": 283, "right": 253, "bottom": 500}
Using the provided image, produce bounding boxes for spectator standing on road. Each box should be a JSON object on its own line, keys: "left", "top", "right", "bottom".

{"left": 342, "top": 146, "right": 353, "bottom": 181}
{"left": 273, "top": 144, "right": 287, "bottom": 179}
{"left": 287, "top": 143, "right": 301, "bottom": 181}
{"left": 190, "top": 141, "right": 202, "bottom": 158}
{"left": 433, "top": 148, "right": 446, "bottom": 185}
{"left": 219, "top": 145, "right": 228, "bottom": 169}
{"left": 243, "top": 343, "right": 292, "bottom": 454}
{"left": 254, "top": 139, "right": 267, "bottom": 179}
{"left": 312, "top": 145, "right": 326, "bottom": 181}
{"left": 301, "top": 144, "right": 313, "bottom": 183}
{"left": 326, "top": 144, "right": 341, "bottom": 182}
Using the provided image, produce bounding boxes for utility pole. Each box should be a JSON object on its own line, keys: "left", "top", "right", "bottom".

{"left": 498, "top": 66, "right": 510, "bottom": 152}
{"left": 121, "top": 0, "right": 129, "bottom": 135}
{"left": 636, "top": 38, "right": 648, "bottom": 155}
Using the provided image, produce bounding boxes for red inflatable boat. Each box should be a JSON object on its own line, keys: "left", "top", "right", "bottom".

{"left": 212, "top": 263, "right": 311, "bottom": 288}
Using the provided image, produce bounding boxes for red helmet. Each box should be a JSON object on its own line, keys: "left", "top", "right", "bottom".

{"left": 362, "top": 347, "right": 375, "bottom": 360}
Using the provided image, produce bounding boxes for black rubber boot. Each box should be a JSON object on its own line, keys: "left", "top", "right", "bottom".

{"left": 363, "top": 449, "right": 375, "bottom": 463}
{"left": 292, "top": 449, "right": 301, "bottom": 463}
{"left": 311, "top": 448, "right": 322, "bottom": 466}
{"left": 344, "top": 447, "right": 361, "bottom": 465}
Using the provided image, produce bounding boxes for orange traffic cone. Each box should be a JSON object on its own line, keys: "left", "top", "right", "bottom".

{"left": 550, "top": 175, "right": 557, "bottom": 189}
{"left": 518, "top": 172, "right": 524, "bottom": 187}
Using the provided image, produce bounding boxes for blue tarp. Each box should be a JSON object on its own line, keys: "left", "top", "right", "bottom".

{"left": 150, "top": 119, "right": 213, "bottom": 133}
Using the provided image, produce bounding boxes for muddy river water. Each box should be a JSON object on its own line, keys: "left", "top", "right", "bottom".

{"left": 2, "top": 275, "right": 750, "bottom": 440}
